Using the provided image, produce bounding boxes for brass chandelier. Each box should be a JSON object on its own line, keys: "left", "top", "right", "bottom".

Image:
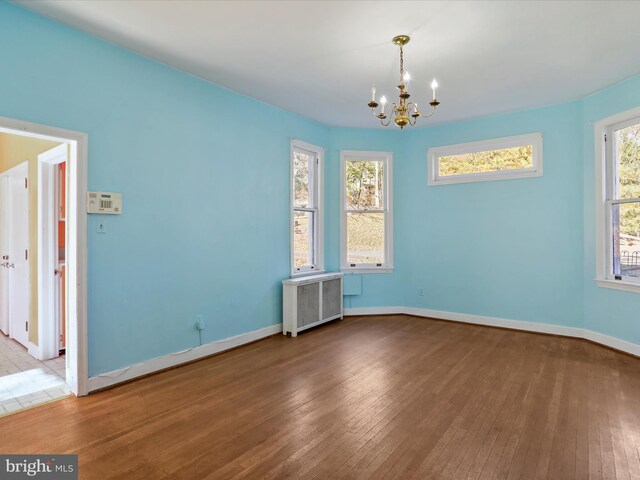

{"left": 368, "top": 35, "right": 440, "bottom": 129}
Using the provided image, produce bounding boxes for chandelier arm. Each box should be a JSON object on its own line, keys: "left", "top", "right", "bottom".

{"left": 379, "top": 103, "right": 397, "bottom": 126}
{"left": 418, "top": 103, "right": 439, "bottom": 119}
{"left": 379, "top": 116, "right": 393, "bottom": 127}
{"left": 371, "top": 103, "right": 393, "bottom": 124}
{"left": 390, "top": 102, "right": 400, "bottom": 123}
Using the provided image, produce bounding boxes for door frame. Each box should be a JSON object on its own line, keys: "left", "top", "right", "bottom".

{"left": 38, "top": 144, "right": 68, "bottom": 361}
{"left": 0, "top": 116, "right": 88, "bottom": 396}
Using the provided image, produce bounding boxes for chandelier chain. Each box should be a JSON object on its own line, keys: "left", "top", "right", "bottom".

{"left": 399, "top": 45, "right": 404, "bottom": 83}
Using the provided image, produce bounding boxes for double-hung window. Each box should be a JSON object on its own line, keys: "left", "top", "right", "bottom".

{"left": 291, "top": 140, "right": 324, "bottom": 276}
{"left": 596, "top": 111, "right": 640, "bottom": 291}
{"left": 340, "top": 150, "right": 393, "bottom": 273}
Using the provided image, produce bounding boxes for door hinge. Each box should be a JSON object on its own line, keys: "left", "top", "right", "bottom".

{"left": 25, "top": 249, "right": 28, "bottom": 261}
{"left": 25, "top": 321, "right": 28, "bottom": 331}
{"left": 24, "top": 178, "right": 28, "bottom": 189}
{"left": 604, "top": 134, "right": 607, "bottom": 142}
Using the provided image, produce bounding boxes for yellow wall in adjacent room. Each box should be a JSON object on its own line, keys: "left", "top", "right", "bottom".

{"left": 0, "top": 132, "right": 62, "bottom": 345}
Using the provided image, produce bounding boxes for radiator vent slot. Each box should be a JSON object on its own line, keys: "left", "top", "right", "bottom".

{"left": 322, "top": 279, "right": 341, "bottom": 320}
{"left": 296, "top": 283, "right": 320, "bottom": 328}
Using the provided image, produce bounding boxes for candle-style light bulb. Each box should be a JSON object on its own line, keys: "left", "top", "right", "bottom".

{"left": 371, "top": 84, "right": 376, "bottom": 102}
{"left": 380, "top": 95, "right": 387, "bottom": 114}
{"left": 431, "top": 79, "right": 438, "bottom": 100}
{"left": 403, "top": 71, "right": 411, "bottom": 83}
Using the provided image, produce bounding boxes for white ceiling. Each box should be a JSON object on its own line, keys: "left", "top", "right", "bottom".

{"left": 16, "top": 0, "right": 640, "bottom": 128}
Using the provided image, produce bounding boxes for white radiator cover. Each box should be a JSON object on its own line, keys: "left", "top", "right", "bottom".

{"left": 282, "top": 273, "right": 343, "bottom": 336}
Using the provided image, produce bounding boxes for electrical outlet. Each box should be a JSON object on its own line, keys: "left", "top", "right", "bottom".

{"left": 419, "top": 288, "right": 425, "bottom": 297}
{"left": 195, "top": 314, "right": 205, "bottom": 331}
{"left": 97, "top": 219, "right": 107, "bottom": 234}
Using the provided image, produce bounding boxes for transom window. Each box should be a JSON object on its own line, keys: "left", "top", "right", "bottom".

{"left": 428, "top": 132, "right": 543, "bottom": 185}
{"left": 291, "top": 140, "right": 324, "bottom": 276}
{"left": 340, "top": 150, "right": 393, "bottom": 273}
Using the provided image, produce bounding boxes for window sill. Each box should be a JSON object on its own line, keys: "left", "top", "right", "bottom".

{"left": 595, "top": 278, "right": 640, "bottom": 294}
{"left": 340, "top": 267, "right": 394, "bottom": 274}
{"left": 291, "top": 270, "right": 326, "bottom": 279}
{"left": 429, "top": 169, "right": 541, "bottom": 186}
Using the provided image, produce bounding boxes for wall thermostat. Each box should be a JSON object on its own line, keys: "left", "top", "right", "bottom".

{"left": 87, "top": 192, "right": 122, "bottom": 214}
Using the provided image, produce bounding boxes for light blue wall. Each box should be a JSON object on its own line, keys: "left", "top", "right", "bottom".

{"left": 0, "top": 3, "right": 330, "bottom": 375}
{"left": 582, "top": 75, "right": 640, "bottom": 343}
{"left": 402, "top": 103, "right": 585, "bottom": 326}
{"left": 3, "top": 3, "right": 640, "bottom": 378}
{"left": 326, "top": 127, "right": 406, "bottom": 309}
{"left": 327, "top": 101, "right": 585, "bottom": 330}
{"left": 333, "top": 80, "right": 640, "bottom": 336}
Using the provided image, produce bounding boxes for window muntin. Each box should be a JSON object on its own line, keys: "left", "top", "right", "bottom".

{"left": 428, "top": 133, "right": 542, "bottom": 185}
{"left": 607, "top": 119, "right": 640, "bottom": 282}
{"left": 291, "top": 141, "right": 323, "bottom": 276}
{"left": 340, "top": 151, "right": 393, "bottom": 272}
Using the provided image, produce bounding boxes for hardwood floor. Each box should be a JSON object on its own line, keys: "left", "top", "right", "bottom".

{"left": 1, "top": 314, "right": 640, "bottom": 479}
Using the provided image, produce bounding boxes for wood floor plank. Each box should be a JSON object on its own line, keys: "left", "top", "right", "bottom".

{"left": 1, "top": 315, "right": 639, "bottom": 479}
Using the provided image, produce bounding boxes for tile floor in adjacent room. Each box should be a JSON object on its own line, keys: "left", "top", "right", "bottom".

{"left": 0, "top": 333, "right": 69, "bottom": 416}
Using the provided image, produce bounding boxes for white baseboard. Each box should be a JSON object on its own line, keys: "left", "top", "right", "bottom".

{"left": 87, "top": 324, "right": 282, "bottom": 392}
{"left": 86, "top": 307, "right": 640, "bottom": 393}
{"left": 344, "top": 306, "right": 640, "bottom": 357}
{"left": 344, "top": 306, "right": 403, "bottom": 316}
{"left": 580, "top": 329, "right": 640, "bottom": 357}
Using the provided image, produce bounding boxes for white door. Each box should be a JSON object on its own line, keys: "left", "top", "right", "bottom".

{"left": 7, "top": 162, "right": 30, "bottom": 348}
{"left": 0, "top": 176, "right": 9, "bottom": 335}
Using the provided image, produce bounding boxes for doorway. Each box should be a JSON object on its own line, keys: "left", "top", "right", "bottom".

{"left": 0, "top": 117, "right": 88, "bottom": 413}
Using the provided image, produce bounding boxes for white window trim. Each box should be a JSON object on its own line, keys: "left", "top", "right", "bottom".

{"left": 290, "top": 139, "right": 324, "bottom": 278}
{"left": 340, "top": 150, "right": 394, "bottom": 274}
{"left": 427, "top": 132, "right": 543, "bottom": 186}
{"left": 594, "top": 105, "right": 640, "bottom": 293}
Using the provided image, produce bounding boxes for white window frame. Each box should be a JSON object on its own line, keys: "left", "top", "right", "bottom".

{"left": 427, "top": 132, "right": 543, "bottom": 186}
{"left": 290, "top": 139, "right": 324, "bottom": 277}
{"left": 594, "top": 106, "right": 640, "bottom": 293}
{"left": 340, "top": 150, "right": 394, "bottom": 273}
